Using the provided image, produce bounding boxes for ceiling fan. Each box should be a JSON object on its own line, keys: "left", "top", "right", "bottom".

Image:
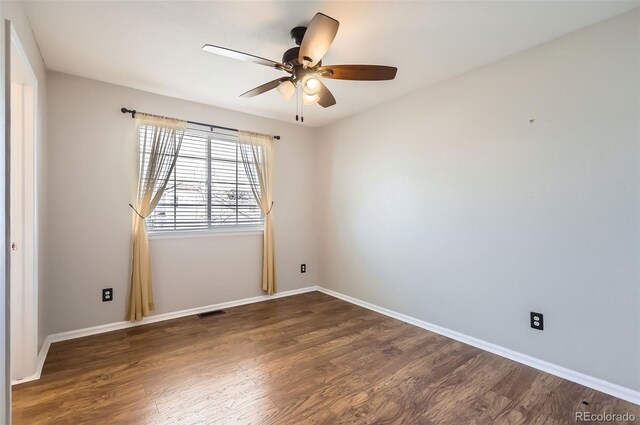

{"left": 203, "top": 13, "right": 398, "bottom": 122}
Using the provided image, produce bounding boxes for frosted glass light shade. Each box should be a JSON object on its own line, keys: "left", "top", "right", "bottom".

{"left": 277, "top": 80, "right": 295, "bottom": 101}
{"left": 303, "top": 77, "right": 320, "bottom": 95}
{"left": 303, "top": 92, "right": 319, "bottom": 105}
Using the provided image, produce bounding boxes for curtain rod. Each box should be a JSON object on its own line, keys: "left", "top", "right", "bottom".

{"left": 120, "top": 108, "right": 280, "bottom": 140}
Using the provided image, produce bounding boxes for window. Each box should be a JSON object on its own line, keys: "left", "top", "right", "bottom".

{"left": 139, "top": 124, "right": 263, "bottom": 233}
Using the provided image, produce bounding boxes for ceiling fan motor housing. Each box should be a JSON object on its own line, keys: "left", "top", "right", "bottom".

{"left": 290, "top": 26, "right": 307, "bottom": 45}
{"left": 282, "top": 47, "right": 300, "bottom": 67}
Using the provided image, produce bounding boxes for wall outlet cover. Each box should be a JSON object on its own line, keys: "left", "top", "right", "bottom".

{"left": 530, "top": 312, "right": 543, "bottom": 330}
{"left": 102, "top": 288, "right": 113, "bottom": 302}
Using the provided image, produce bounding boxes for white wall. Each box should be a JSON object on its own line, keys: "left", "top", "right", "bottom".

{"left": 1, "top": 1, "right": 48, "bottom": 352}
{"left": 45, "top": 72, "right": 318, "bottom": 334}
{"left": 317, "top": 9, "right": 640, "bottom": 391}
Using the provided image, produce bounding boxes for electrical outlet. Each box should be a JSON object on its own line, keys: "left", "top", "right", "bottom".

{"left": 301, "top": 264, "right": 306, "bottom": 273}
{"left": 102, "top": 288, "right": 113, "bottom": 302}
{"left": 530, "top": 312, "right": 543, "bottom": 330}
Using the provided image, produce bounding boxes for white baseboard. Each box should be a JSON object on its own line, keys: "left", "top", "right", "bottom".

{"left": 47, "top": 286, "right": 318, "bottom": 344}
{"left": 11, "top": 286, "right": 317, "bottom": 386}
{"left": 13, "top": 285, "right": 640, "bottom": 406}
{"left": 316, "top": 287, "right": 640, "bottom": 406}
{"left": 10, "top": 336, "right": 51, "bottom": 386}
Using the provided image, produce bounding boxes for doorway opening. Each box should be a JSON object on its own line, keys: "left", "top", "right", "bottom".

{"left": 9, "top": 25, "right": 38, "bottom": 383}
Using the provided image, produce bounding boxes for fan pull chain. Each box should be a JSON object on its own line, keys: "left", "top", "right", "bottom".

{"left": 295, "top": 82, "right": 300, "bottom": 122}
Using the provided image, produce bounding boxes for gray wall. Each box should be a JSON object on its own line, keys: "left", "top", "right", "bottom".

{"left": 316, "top": 9, "right": 640, "bottom": 391}
{"left": 45, "top": 72, "right": 318, "bottom": 334}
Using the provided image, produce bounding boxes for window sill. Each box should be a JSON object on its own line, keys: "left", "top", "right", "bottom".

{"left": 148, "top": 227, "right": 264, "bottom": 241}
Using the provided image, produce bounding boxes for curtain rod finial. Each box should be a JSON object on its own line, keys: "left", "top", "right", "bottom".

{"left": 121, "top": 107, "right": 136, "bottom": 118}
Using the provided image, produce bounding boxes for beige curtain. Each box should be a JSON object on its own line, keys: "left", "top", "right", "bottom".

{"left": 239, "top": 131, "right": 276, "bottom": 295}
{"left": 129, "top": 114, "right": 186, "bottom": 321}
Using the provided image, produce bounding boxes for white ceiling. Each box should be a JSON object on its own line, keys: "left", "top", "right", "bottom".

{"left": 23, "top": 1, "right": 638, "bottom": 127}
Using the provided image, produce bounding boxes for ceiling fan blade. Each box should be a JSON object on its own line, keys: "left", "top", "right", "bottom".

{"left": 298, "top": 13, "right": 339, "bottom": 68}
{"left": 318, "top": 65, "right": 397, "bottom": 81}
{"left": 240, "top": 77, "right": 290, "bottom": 98}
{"left": 203, "top": 44, "right": 291, "bottom": 71}
{"left": 316, "top": 80, "right": 336, "bottom": 108}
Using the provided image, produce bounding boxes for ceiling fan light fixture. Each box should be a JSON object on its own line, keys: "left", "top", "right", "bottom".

{"left": 303, "top": 77, "right": 320, "bottom": 95}
{"left": 303, "top": 92, "right": 319, "bottom": 105}
{"left": 277, "top": 80, "right": 295, "bottom": 100}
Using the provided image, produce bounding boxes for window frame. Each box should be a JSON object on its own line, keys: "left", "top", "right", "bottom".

{"left": 141, "top": 124, "right": 265, "bottom": 236}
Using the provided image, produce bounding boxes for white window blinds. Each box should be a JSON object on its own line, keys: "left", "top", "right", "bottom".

{"left": 139, "top": 124, "right": 263, "bottom": 232}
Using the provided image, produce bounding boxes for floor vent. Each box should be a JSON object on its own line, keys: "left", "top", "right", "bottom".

{"left": 197, "top": 310, "right": 226, "bottom": 318}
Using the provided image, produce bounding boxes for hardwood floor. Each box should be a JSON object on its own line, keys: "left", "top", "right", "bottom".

{"left": 12, "top": 291, "right": 640, "bottom": 424}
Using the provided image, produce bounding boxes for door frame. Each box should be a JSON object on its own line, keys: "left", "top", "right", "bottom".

{"left": 8, "top": 22, "right": 37, "bottom": 384}
{"left": 1, "top": 15, "right": 10, "bottom": 425}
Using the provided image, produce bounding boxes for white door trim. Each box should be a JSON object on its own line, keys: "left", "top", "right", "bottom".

{"left": 1, "top": 16, "right": 10, "bottom": 425}
{"left": 8, "top": 22, "right": 38, "bottom": 384}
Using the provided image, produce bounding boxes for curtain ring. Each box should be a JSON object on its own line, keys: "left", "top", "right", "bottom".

{"left": 265, "top": 201, "right": 274, "bottom": 215}
{"left": 129, "top": 203, "right": 145, "bottom": 219}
